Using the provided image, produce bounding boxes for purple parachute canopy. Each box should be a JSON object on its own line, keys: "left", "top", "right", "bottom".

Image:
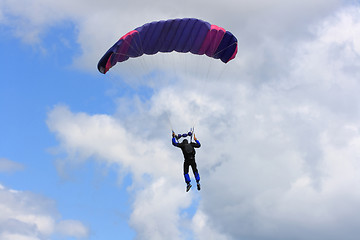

{"left": 98, "top": 18, "right": 238, "bottom": 74}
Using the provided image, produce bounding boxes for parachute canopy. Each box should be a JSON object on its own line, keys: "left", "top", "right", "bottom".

{"left": 98, "top": 18, "right": 238, "bottom": 74}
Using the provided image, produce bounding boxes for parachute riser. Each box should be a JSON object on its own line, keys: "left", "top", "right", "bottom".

{"left": 174, "top": 128, "right": 194, "bottom": 142}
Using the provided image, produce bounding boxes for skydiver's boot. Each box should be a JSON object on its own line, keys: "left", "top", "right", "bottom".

{"left": 186, "top": 183, "right": 192, "bottom": 192}
{"left": 184, "top": 173, "right": 192, "bottom": 192}
{"left": 194, "top": 172, "right": 201, "bottom": 191}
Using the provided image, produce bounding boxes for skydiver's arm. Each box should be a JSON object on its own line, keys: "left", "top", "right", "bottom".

{"left": 172, "top": 131, "right": 180, "bottom": 147}
{"left": 192, "top": 139, "right": 201, "bottom": 148}
{"left": 192, "top": 134, "right": 201, "bottom": 148}
{"left": 172, "top": 137, "right": 180, "bottom": 147}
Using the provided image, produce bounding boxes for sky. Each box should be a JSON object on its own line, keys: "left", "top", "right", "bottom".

{"left": 1, "top": 0, "right": 360, "bottom": 239}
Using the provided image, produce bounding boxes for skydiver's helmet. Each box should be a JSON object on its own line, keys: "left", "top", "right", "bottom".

{"left": 182, "top": 139, "right": 188, "bottom": 144}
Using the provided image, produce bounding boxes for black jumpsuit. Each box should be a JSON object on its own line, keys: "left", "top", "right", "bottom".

{"left": 172, "top": 138, "right": 201, "bottom": 183}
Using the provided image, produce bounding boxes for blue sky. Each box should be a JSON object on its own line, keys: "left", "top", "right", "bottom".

{"left": 1, "top": 1, "right": 360, "bottom": 240}
{"left": 1, "top": 20, "right": 135, "bottom": 239}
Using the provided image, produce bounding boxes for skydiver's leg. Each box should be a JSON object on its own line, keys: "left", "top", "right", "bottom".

{"left": 183, "top": 160, "right": 192, "bottom": 192}
{"left": 190, "top": 160, "right": 200, "bottom": 183}
{"left": 183, "top": 161, "right": 191, "bottom": 184}
{"left": 190, "top": 160, "right": 201, "bottom": 191}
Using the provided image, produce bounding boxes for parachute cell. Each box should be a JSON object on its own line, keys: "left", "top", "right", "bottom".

{"left": 97, "top": 18, "right": 238, "bottom": 74}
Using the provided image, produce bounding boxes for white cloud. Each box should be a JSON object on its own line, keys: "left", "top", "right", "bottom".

{"left": 129, "top": 178, "right": 191, "bottom": 240}
{"left": 0, "top": 233, "right": 41, "bottom": 240}
{"left": 194, "top": 6, "right": 360, "bottom": 240}
{"left": 0, "top": 158, "right": 24, "bottom": 173}
{"left": 55, "top": 220, "right": 89, "bottom": 238}
{"left": 191, "top": 210, "right": 230, "bottom": 240}
{"left": 45, "top": 4, "right": 360, "bottom": 240}
{"left": 0, "top": 183, "right": 89, "bottom": 240}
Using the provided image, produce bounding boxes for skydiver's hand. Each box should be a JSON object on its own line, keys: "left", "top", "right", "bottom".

{"left": 194, "top": 134, "right": 197, "bottom": 141}
{"left": 172, "top": 132, "right": 175, "bottom": 138}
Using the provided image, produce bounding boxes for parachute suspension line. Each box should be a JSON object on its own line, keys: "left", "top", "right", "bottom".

{"left": 121, "top": 32, "right": 149, "bottom": 76}
{"left": 126, "top": 33, "right": 149, "bottom": 77}
{"left": 154, "top": 52, "right": 175, "bottom": 133}
{"left": 131, "top": 32, "right": 143, "bottom": 55}
{"left": 188, "top": 30, "right": 209, "bottom": 129}
{"left": 190, "top": 126, "right": 194, "bottom": 142}
{"left": 109, "top": 33, "right": 146, "bottom": 81}
{"left": 193, "top": 55, "right": 229, "bottom": 128}
{"left": 120, "top": 32, "right": 143, "bottom": 59}
{"left": 135, "top": 33, "right": 151, "bottom": 77}
{"left": 214, "top": 42, "right": 238, "bottom": 58}
{"left": 136, "top": 46, "right": 177, "bottom": 134}
{"left": 190, "top": 56, "right": 217, "bottom": 129}
{"left": 108, "top": 34, "right": 170, "bottom": 131}
{"left": 210, "top": 41, "right": 234, "bottom": 86}
{"left": 190, "top": 47, "right": 232, "bottom": 129}
{"left": 165, "top": 108, "right": 175, "bottom": 132}
{"left": 98, "top": 19, "right": 238, "bottom": 136}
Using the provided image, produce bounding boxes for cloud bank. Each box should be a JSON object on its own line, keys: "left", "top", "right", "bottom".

{"left": 0, "top": 183, "right": 89, "bottom": 240}
{"left": 47, "top": 5, "right": 360, "bottom": 240}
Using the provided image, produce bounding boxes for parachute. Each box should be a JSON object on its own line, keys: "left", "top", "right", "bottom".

{"left": 97, "top": 18, "right": 238, "bottom": 74}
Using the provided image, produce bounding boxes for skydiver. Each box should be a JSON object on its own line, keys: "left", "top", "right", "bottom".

{"left": 172, "top": 131, "right": 201, "bottom": 192}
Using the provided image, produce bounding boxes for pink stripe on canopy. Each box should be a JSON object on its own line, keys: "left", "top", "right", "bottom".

{"left": 198, "top": 25, "right": 226, "bottom": 57}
